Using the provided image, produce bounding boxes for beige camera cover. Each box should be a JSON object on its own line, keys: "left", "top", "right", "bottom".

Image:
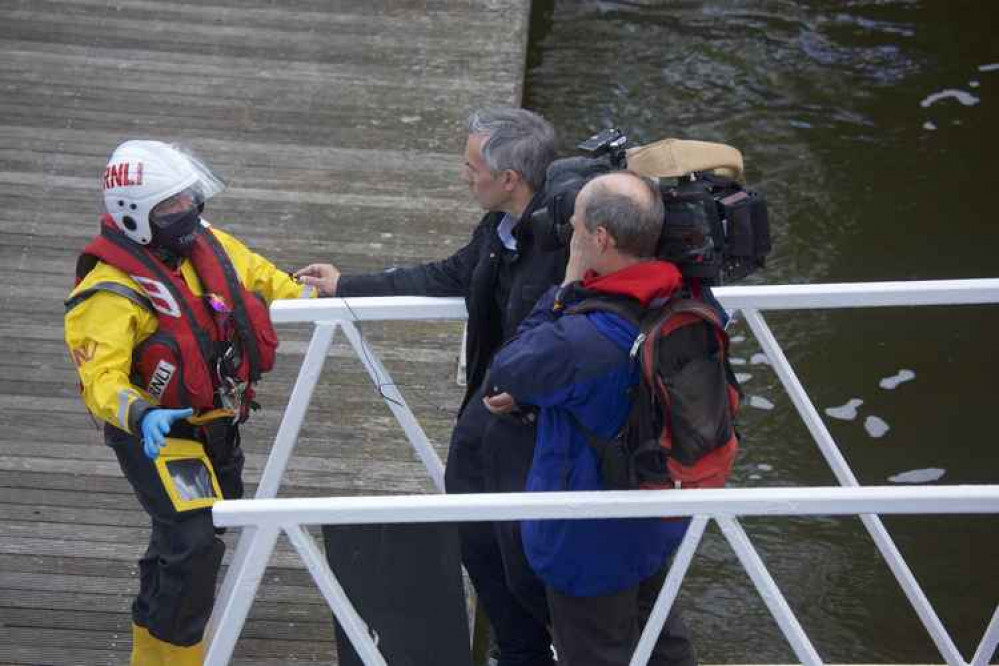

{"left": 626, "top": 138, "right": 744, "bottom": 181}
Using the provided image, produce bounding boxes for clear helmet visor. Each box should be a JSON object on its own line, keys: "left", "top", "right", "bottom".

{"left": 150, "top": 188, "right": 206, "bottom": 229}
{"left": 147, "top": 144, "right": 225, "bottom": 229}
{"left": 173, "top": 144, "right": 226, "bottom": 201}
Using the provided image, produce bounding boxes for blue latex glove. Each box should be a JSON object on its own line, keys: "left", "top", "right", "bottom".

{"left": 140, "top": 408, "right": 194, "bottom": 460}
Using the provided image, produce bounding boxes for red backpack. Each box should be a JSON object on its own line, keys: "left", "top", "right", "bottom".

{"left": 567, "top": 296, "right": 741, "bottom": 490}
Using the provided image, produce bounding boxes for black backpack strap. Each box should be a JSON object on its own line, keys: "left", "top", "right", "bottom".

{"left": 564, "top": 295, "right": 645, "bottom": 327}
{"left": 564, "top": 408, "right": 631, "bottom": 490}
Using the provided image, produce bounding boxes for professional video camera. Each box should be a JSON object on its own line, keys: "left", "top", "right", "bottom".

{"left": 531, "top": 128, "right": 771, "bottom": 284}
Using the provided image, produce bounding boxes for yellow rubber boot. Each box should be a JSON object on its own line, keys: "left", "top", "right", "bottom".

{"left": 159, "top": 638, "right": 205, "bottom": 666}
{"left": 131, "top": 623, "right": 204, "bottom": 665}
{"left": 130, "top": 624, "right": 163, "bottom": 666}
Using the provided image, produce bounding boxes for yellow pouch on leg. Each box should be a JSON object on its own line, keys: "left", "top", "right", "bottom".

{"left": 153, "top": 438, "right": 222, "bottom": 513}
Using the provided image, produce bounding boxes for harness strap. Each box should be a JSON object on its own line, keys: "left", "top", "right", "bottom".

{"left": 197, "top": 230, "right": 263, "bottom": 382}
{"left": 65, "top": 281, "right": 154, "bottom": 314}
{"left": 99, "top": 224, "right": 217, "bottom": 373}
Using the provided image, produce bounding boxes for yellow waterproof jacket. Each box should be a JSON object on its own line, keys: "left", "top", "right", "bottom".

{"left": 65, "top": 226, "right": 312, "bottom": 435}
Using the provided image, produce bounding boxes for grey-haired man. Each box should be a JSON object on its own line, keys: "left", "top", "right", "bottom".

{"left": 297, "top": 107, "right": 565, "bottom": 666}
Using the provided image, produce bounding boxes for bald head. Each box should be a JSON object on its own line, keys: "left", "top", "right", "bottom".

{"left": 576, "top": 171, "right": 664, "bottom": 259}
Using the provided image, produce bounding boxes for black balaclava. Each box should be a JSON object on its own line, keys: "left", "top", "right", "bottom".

{"left": 150, "top": 205, "right": 202, "bottom": 257}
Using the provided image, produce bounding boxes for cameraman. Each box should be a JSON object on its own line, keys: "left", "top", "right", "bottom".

{"left": 296, "top": 107, "right": 564, "bottom": 666}
{"left": 484, "top": 171, "right": 696, "bottom": 666}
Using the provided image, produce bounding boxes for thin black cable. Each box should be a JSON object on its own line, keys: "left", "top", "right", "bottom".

{"left": 341, "top": 297, "right": 459, "bottom": 418}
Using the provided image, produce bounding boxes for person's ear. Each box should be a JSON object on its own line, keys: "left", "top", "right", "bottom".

{"left": 595, "top": 226, "right": 614, "bottom": 253}
{"left": 500, "top": 169, "right": 520, "bottom": 192}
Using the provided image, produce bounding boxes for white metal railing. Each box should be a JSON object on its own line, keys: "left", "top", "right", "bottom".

{"left": 204, "top": 278, "right": 999, "bottom": 666}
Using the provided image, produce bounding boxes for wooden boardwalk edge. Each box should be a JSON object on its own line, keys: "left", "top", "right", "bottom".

{"left": 0, "top": 1, "right": 532, "bottom": 664}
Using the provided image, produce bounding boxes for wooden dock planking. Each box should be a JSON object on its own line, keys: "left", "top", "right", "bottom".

{"left": 0, "top": 0, "right": 532, "bottom": 663}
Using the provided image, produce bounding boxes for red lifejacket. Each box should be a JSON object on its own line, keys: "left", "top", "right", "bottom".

{"left": 75, "top": 216, "right": 278, "bottom": 417}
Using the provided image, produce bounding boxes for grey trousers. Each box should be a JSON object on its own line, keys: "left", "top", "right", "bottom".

{"left": 545, "top": 563, "right": 697, "bottom": 666}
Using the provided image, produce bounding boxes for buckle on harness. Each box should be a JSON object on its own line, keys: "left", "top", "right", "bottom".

{"left": 216, "top": 376, "right": 247, "bottom": 424}
{"left": 213, "top": 343, "right": 248, "bottom": 424}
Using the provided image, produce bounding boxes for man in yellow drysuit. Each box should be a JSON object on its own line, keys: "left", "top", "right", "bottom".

{"left": 65, "top": 140, "right": 312, "bottom": 665}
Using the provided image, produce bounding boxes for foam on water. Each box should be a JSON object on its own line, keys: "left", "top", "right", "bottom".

{"left": 825, "top": 398, "right": 863, "bottom": 421}
{"left": 888, "top": 468, "right": 945, "bottom": 483}
{"left": 879, "top": 369, "right": 915, "bottom": 390}
{"left": 920, "top": 89, "right": 980, "bottom": 107}
{"left": 864, "top": 415, "right": 890, "bottom": 438}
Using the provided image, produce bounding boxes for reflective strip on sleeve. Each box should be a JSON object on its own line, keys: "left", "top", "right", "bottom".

{"left": 117, "top": 389, "right": 138, "bottom": 430}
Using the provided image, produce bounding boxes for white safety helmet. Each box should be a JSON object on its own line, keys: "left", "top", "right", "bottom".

{"left": 102, "top": 140, "right": 225, "bottom": 245}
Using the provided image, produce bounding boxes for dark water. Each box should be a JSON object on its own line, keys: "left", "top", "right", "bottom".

{"left": 524, "top": 1, "right": 999, "bottom": 662}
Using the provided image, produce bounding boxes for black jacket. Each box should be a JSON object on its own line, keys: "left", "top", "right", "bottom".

{"left": 337, "top": 196, "right": 569, "bottom": 411}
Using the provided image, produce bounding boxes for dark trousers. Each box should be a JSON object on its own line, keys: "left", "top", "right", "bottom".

{"left": 546, "top": 563, "right": 697, "bottom": 666}
{"left": 445, "top": 388, "right": 554, "bottom": 666}
{"left": 106, "top": 423, "right": 244, "bottom": 646}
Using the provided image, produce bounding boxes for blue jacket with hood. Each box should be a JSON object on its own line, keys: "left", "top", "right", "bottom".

{"left": 488, "top": 260, "right": 689, "bottom": 597}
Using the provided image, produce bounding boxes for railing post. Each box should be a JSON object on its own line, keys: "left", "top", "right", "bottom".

{"left": 204, "top": 524, "right": 281, "bottom": 666}
{"left": 742, "top": 308, "right": 966, "bottom": 666}
{"left": 202, "top": 284, "right": 999, "bottom": 663}
{"left": 630, "top": 516, "right": 708, "bottom": 666}
{"left": 284, "top": 524, "right": 389, "bottom": 666}
{"left": 207, "top": 322, "right": 338, "bottom": 656}
{"left": 972, "top": 604, "right": 999, "bottom": 666}
{"left": 715, "top": 515, "right": 822, "bottom": 666}
{"left": 340, "top": 319, "right": 445, "bottom": 492}
{"left": 257, "top": 321, "right": 339, "bottom": 498}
